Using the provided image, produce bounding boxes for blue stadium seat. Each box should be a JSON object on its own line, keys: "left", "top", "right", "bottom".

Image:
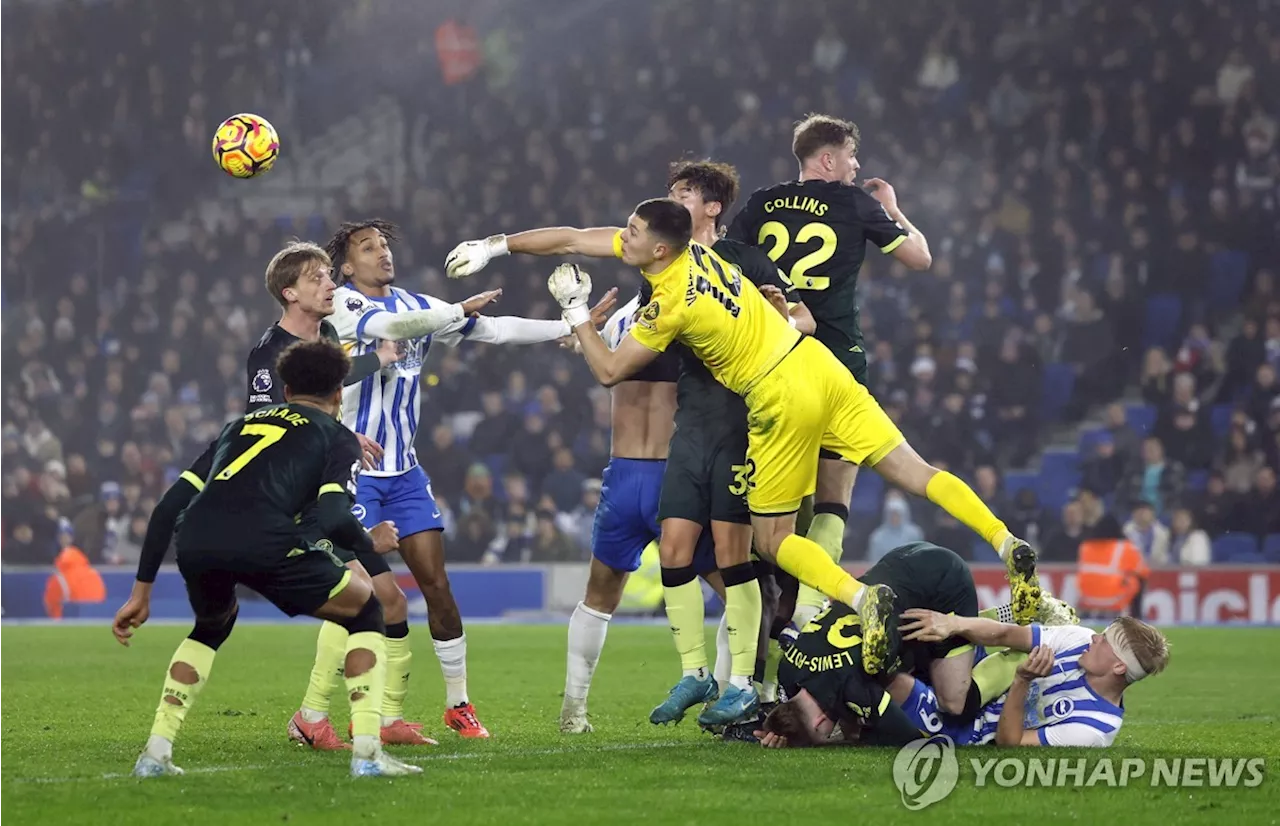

{"left": 1186, "top": 469, "right": 1209, "bottom": 492}
{"left": 1039, "top": 363, "right": 1076, "bottom": 422}
{"left": 1142, "top": 293, "right": 1183, "bottom": 352}
{"left": 1262, "top": 534, "right": 1280, "bottom": 563}
{"left": 1125, "top": 404, "right": 1157, "bottom": 437}
{"left": 1208, "top": 251, "right": 1250, "bottom": 312}
{"left": 1038, "top": 449, "right": 1081, "bottom": 511}
{"left": 1002, "top": 470, "right": 1037, "bottom": 497}
{"left": 849, "top": 471, "right": 885, "bottom": 516}
{"left": 1079, "top": 427, "right": 1108, "bottom": 454}
{"left": 1211, "top": 534, "right": 1260, "bottom": 564}
{"left": 1209, "top": 404, "right": 1234, "bottom": 437}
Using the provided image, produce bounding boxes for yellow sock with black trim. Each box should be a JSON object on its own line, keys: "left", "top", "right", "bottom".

{"left": 661, "top": 566, "right": 707, "bottom": 676}
{"left": 382, "top": 622, "right": 412, "bottom": 722}
{"left": 775, "top": 533, "right": 864, "bottom": 607}
{"left": 925, "top": 471, "right": 1008, "bottom": 546}
{"left": 150, "top": 639, "right": 217, "bottom": 743}
{"left": 721, "top": 563, "right": 762, "bottom": 687}
{"left": 345, "top": 631, "right": 387, "bottom": 741}
{"left": 301, "top": 621, "right": 348, "bottom": 716}
{"left": 973, "top": 647, "right": 1026, "bottom": 705}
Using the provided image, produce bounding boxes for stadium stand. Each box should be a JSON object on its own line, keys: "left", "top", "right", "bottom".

{"left": 2, "top": 0, "right": 1277, "bottom": 567}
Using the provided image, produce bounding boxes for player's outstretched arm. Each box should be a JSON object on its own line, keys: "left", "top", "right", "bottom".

{"left": 446, "top": 227, "right": 621, "bottom": 277}
{"left": 461, "top": 288, "right": 618, "bottom": 346}
{"left": 548, "top": 264, "right": 659, "bottom": 386}
{"left": 901, "top": 609, "right": 1033, "bottom": 652}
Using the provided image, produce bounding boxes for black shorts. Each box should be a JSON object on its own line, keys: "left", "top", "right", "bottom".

{"left": 177, "top": 540, "right": 352, "bottom": 619}
{"left": 658, "top": 419, "right": 751, "bottom": 525}
{"left": 861, "top": 541, "right": 978, "bottom": 672}
{"left": 819, "top": 350, "right": 868, "bottom": 463}
{"left": 324, "top": 541, "right": 391, "bottom": 578}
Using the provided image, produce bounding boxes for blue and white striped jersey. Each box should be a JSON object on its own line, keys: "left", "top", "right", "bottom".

{"left": 961, "top": 625, "right": 1125, "bottom": 747}
{"left": 330, "top": 285, "right": 477, "bottom": 477}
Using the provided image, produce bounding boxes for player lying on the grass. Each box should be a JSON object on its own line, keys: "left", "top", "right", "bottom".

{"left": 741, "top": 542, "right": 988, "bottom": 749}
{"left": 115, "top": 339, "right": 420, "bottom": 778}
{"left": 896, "top": 610, "right": 1169, "bottom": 746}
{"left": 561, "top": 288, "right": 727, "bottom": 733}
{"left": 283, "top": 219, "right": 615, "bottom": 747}
{"left": 446, "top": 199, "right": 1040, "bottom": 676}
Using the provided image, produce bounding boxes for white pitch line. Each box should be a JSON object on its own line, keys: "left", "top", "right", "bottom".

{"left": 8, "top": 741, "right": 694, "bottom": 786}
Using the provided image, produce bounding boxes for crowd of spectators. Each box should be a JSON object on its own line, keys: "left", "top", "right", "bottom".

{"left": 2, "top": 0, "right": 1277, "bottom": 568}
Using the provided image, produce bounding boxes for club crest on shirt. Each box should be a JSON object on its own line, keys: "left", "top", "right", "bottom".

{"left": 637, "top": 300, "right": 660, "bottom": 330}
{"left": 345, "top": 296, "right": 366, "bottom": 313}
{"left": 252, "top": 368, "right": 272, "bottom": 393}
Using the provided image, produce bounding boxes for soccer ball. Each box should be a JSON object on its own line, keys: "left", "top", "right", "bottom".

{"left": 211, "top": 113, "right": 280, "bottom": 178}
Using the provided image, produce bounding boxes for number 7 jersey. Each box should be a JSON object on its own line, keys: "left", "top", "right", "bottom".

{"left": 728, "top": 180, "right": 908, "bottom": 379}
{"left": 175, "top": 404, "right": 363, "bottom": 553}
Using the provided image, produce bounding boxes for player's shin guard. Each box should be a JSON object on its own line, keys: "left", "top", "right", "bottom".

{"left": 722, "top": 563, "right": 761, "bottom": 690}
{"left": 432, "top": 635, "right": 469, "bottom": 708}
{"left": 924, "top": 471, "right": 1008, "bottom": 546}
{"left": 149, "top": 639, "right": 217, "bottom": 747}
{"left": 301, "top": 621, "right": 349, "bottom": 719}
{"left": 346, "top": 631, "right": 388, "bottom": 760}
{"left": 774, "top": 534, "right": 862, "bottom": 607}
{"left": 565, "top": 602, "right": 611, "bottom": 703}
{"left": 972, "top": 647, "right": 1028, "bottom": 705}
{"left": 382, "top": 622, "right": 411, "bottom": 722}
{"left": 661, "top": 565, "right": 707, "bottom": 677}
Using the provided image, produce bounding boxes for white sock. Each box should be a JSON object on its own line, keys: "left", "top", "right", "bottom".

{"left": 683, "top": 667, "right": 708, "bottom": 680}
{"left": 300, "top": 707, "right": 327, "bottom": 724}
{"left": 433, "top": 635, "right": 469, "bottom": 707}
{"left": 565, "top": 601, "right": 611, "bottom": 703}
{"left": 144, "top": 734, "right": 173, "bottom": 761}
{"left": 352, "top": 735, "right": 380, "bottom": 761}
{"left": 758, "top": 680, "right": 778, "bottom": 704}
{"left": 713, "top": 612, "right": 731, "bottom": 692}
{"left": 729, "top": 674, "right": 753, "bottom": 691}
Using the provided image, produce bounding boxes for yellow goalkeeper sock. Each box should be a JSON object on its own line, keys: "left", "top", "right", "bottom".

{"left": 301, "top": 621, "right": 348, "bottom": 716}
{"left": 381, "top": 623, "right": 412, "bottom": 722}
{"left": 795, "top": 510, "right": 847, "bottom": 621}
{"left": 973, "top": 647, "right": 1025, "bottom": 705}
{"left": 662, "top": 567, "right": 708, "bottom": 676}
{"left": 722, "top": 563, "right": 762, "bottom": 685}
{"left": 150, "top": 638, "right": 217, "bottom": 743}
{"left": 345, "top": 631, "right": 387, "bottom": 741}
{"left": 925, "top": 471, "right": 1008, "bottom": 546}
{"left": 775, "top": 533, "right": 863, "bottom": 607}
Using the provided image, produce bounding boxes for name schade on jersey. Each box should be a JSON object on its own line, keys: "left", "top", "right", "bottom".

{"left": 782, "top": 645, "right": 857, "bottom": 673}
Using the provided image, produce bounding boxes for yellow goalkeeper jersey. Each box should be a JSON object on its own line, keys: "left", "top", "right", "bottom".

{"left": 617, "top": 234, "right": 802, "bottom": 396}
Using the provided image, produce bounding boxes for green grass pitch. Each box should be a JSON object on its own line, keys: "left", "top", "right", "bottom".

{"left": 3, "top": 624, "right": 1278, "bottom": 825}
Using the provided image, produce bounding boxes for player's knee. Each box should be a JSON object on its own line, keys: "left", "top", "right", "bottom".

{"left": 188, "top": 605, "right": 238, "bottom": 651}
{"left": 935, "top": 679, "right": 972, "bottom": 716}
{"left": 339, "top": 594, "right": 386, "bottom": 637}
{"left": 373, "top": 576, "right": 407, "bottom": 622}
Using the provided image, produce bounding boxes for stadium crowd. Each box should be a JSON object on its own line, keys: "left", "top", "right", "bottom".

{"left": 2, "top": 0, "right": 1277, "bottom": 568}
